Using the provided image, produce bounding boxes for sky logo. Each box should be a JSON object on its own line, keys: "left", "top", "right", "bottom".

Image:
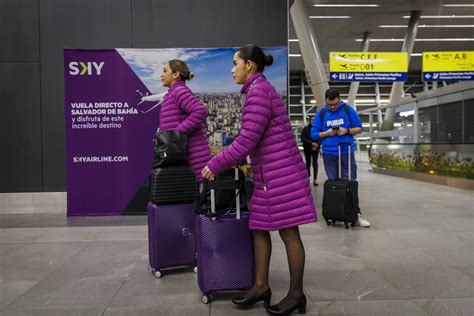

{"left": 69, "top": 61, "right": 105, "bottom": 75}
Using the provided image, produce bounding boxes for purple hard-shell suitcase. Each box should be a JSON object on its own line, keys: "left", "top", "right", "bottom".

{"left": 196, "top": 168, "right": 254, "bottom": 304}
{"left": 147, "top": 202, "right": 197, "bottom": 278}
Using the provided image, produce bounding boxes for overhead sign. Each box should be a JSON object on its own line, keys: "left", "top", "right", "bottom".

{"left": 422, "top": 51, "right": 474, "bottom": 81}
{"left": 329, "top": 52, "right": 408, "bottom": 82}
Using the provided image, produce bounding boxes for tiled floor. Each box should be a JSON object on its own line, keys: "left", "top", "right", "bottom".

{"left": 1, "top": 162, "right": 473, "bottom": 315}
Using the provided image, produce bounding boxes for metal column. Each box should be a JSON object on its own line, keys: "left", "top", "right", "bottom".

{"left": 369, "top": 112, "right": 374, "bottom": 143}
{"left": 413, "top": 102, "right": 419, "bottom": 142}
{"left": 375, "top": 82, "right": 383, "bottom": 124}
{"left": 381, "top": 10, "right": 421, "bottom": 131}
{"left": 348, "top": 32, "right": 371, "bottom": 109}
{"left": 301, "top": 71, "right": 307, "bottom": 125}
{"left": 290, "top": 0, "right": 329, "bottom": 108}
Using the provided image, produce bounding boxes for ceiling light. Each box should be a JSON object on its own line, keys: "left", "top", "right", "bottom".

{"left": 411, "top": 53, "right": 422, "bottom": 57}
{"left": 355, "top": 38, "right": 403, "bottom": 42}
{"left": 309, "top": 16, "right": 351, "bottom": 19}
{"left": 403, "top": 15, "right": 474, "bottom": 18}
{"left": 354, "top": 99, "right": 390, "bottom": 104}
{"left": 400, "top": 110, "right": 415, "bottom": 117}
{"left": 313, "top": 4, "right": 378, "bottom": 7}
{"left": 355, "top": 38, "right": 474, "bottom": 41}
{"left": 380, "top": 24, "right": 474, "bottom": 28}
{"left": 288, "top": 39, "right": 299, "bottom": 42}
{"left": 443, "top": 4, "right": 474, "bottom": 7}
{"left": 289, "top": 54, "right": 301, "bottom": 57}
{"left": 310, "top": 100, "right": 317, "bottom": 104}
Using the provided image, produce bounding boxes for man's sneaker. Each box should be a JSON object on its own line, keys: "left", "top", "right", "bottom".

{"left": 356, "top": 214, "right": 371, "bottom": 227}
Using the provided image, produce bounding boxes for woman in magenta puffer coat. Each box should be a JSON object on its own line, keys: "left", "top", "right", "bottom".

{"left": 202, "top": 45, "right": 316, "bottom": 315}
{"left": 159, "top": 59, "right": 211, "bottom": 182}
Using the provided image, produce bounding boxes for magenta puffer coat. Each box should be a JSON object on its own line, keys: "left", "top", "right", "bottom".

{"left": 207, "top": 73, "right": 317, "bottom": 231}
{"left": 159, "top": 81, "right": 211, "bottom": 182}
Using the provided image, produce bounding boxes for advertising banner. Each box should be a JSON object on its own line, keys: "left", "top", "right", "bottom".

{"left": 422, "top": 51, "right": 474, "bottom": 81}
{"left": 329, "top": 52, "right": 408, "bottom": 82}
{"left": 64, "top": 47, "right": 287, "bottom": 216}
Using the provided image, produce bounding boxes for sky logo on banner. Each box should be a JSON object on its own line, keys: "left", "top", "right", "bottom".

{"left": 69, "top": 61, "right": 105, "bottom": 76}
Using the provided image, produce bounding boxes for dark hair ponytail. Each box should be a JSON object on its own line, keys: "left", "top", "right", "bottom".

{"left": 237, "top": 44, "right": 273, "bottom": 72}
{"left": 168, "top": 59, "right": 194, "bottom": 81}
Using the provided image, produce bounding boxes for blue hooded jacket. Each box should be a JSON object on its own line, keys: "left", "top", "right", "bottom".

{"left": 310, "top": 101, "right": 362, "bottom": 155}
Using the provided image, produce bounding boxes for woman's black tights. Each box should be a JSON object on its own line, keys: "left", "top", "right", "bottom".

{"left": 244, "top": 227, "right": 306, "bottom": 310}
{"left": 243, "top": 230, "right": 271, "bottom": 298}
{"left": 277, "top": 226, "right": 305, "bottom": 309}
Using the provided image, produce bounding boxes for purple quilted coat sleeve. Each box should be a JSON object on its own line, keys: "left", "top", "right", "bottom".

{"left": 207, "top": 89, "right": 271, "bottom": 175}
{"left": 206, "top": 73, "right": 317, "bottom": 231}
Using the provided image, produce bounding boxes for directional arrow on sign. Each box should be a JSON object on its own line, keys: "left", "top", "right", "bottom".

{"left": 331, "top": 73, "right": 339, "bottom": 79}
{"left": 425, "top": 73, "right": 432, "bottom": 79}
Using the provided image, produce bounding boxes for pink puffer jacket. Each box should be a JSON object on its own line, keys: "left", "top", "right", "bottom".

{"left": 159, "top": 81, "right": 211, "bottom": 182}
{"left": 207, "top": 73, "right": 317, "bottom": 231}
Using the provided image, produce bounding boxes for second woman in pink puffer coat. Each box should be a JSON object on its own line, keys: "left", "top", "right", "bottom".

{"left": 159, "top": 59, "right": 211, "bottom": 182}
{"left": 202, "top": 45, "right": 316, "bottom": 315}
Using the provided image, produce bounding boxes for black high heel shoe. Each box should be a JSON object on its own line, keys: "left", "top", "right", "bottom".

{"left": 266, "top": 294, "right": 306, "bottom": 315}
{"left": 232, "top": 288, "right": 272, "bottom": 308}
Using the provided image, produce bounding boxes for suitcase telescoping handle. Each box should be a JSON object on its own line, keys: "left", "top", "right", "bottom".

{"left": 210, "top": 168, "right": 241, "bottom": 220}
{"left": 338, "top": 142, "right": 352, "bottom": 181}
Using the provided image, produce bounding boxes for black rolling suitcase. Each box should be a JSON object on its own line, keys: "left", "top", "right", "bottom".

{"left": 322, "top": 142, "right": 359, "bottom": 229}
{"left": 150, "top": 165, "right": 197, "bottom": 204}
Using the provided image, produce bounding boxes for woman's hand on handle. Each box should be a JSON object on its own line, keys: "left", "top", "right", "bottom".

{"left": 201, "top": 166, "right": 215, "bottom": 180}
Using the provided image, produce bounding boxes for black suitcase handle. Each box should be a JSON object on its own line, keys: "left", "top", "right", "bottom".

{"left": 198, "top": 168, "right": 244, "bottom": 220}
{"left": 338, "top": 142, "right": 351, "bottom": 146}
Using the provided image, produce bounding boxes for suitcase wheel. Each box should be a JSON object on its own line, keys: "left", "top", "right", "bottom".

{"left": 193, "top": 266, "right": 198, "bottom": 274}
{"left": 344, "top": 222, "right": 350, "bottom": 229}
{"left": 201, "top": 294, "right": 213, "bottom": 304}
{"left": 332, "top": 220, "right": 337, "bottom": 225}
{"left": 325, "top": 219, "right": 331, "bottom": 226}
{"left": 152, "top": 269, "right": 162, "bottom": 279}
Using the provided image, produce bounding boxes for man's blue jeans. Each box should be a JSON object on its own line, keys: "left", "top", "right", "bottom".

{"left": 322, "top": 152, "right": 357, "bottom": 180}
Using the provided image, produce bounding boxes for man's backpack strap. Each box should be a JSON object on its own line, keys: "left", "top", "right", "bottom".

{"left": 319, "top": 104, "right": 353, "bottom": 126}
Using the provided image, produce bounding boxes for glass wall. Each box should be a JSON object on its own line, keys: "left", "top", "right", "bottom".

{"left": 464, "top": 99, "right": 474, "bottom": 143}
{"left": 390, "top": 98, "right": 473, "bottom": 144}
{"left": 369, "top": 143, "right": 474, "bottom": 179}
{"left": 394, "top": 106, "right": 415, "bottom": 143}
{"left": 437, "top": 101, "right": 463, "bottom": 143}
{"left": 418, "top": 106, "right": 437, "bottom": 143}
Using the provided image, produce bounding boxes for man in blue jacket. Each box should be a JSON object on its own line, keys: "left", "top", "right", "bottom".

{"left": 311, "top": 88, "right": 370, "bottom": 227}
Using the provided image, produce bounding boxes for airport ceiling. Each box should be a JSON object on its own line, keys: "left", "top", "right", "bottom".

{"left": 289, "top": 0, "right": 474, "bottom": 71}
